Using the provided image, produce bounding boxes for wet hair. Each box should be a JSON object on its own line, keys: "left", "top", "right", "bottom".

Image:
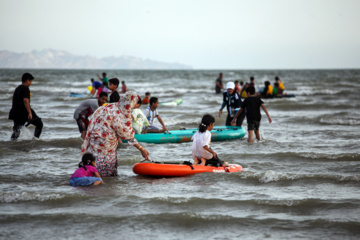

{"left": 150, "top": 97, "right": 158, "bottom": 106}
{"left": 99, "top": 92, "right": 108, "bottom": 98}
{"left": 247, "top": 86, "right": 255, "bottom": 95}
{"left": 22, "top": 73, "right": 34, "bottom": 83}
{"left": 145, "top": 92, "right": 150, "bottom": 96}
{"left": 109, "top": 78, "right": 119, "bottom": 87}
{"left": 198, "top": 114, "right": 215, "bottom": 133}
{"left": 79, "top": 153, "right": 95, "bottom": 171}
{"left": 137, "top": 96, "right": 142, "bottom": 106}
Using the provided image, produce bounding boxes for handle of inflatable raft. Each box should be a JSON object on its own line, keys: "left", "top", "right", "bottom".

{"left": 183, "top": 161, "right": 194, "bottom": 170}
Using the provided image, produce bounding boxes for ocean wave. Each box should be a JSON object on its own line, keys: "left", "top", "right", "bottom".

{"left": 237, "top": 170, "right": 360, "bottom": 183}
{"left": 298, "top": 152, "right": 360, "bottom": 161}
{"left": 320, "top": 117, "right": 360, "bottom": 125}
{"left": 1, "top": 192, "right": 64, "bottom": 203}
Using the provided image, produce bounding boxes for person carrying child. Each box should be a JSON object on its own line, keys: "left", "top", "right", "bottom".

{"left": 143, "top": 97, "right": 169, "bottom": 133}
{"left": 231, "top": 86, "right": 272, "bottom": 143}
{"left": 219, "top": 82, "right": 245, "bottom": 127}
{"left": 70, "top": 153, "right": 104, "bottom": 186}
{"left": 191, "top": 114, "right": 223, "bottom": 167}
{"left": 132, "top": 96, "right": 149, "bottom": 134}
{"left": 108, "top": 78, "right": 120, "bottom": 103}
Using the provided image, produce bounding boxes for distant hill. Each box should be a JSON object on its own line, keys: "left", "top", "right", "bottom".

{"left": 0, "top": 49, "right": 192, "bottom": 69}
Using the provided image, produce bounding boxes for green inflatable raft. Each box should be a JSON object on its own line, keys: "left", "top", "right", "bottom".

{"left": 123, "top": 126, "right": 246, "bottom": 144}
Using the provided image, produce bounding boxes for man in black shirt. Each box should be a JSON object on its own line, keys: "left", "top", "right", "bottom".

{"left": 231, "top": 86, "right": 272, "bottom": 142}
{"left": 9, "top": 73, "right": 43, "bottom": 140}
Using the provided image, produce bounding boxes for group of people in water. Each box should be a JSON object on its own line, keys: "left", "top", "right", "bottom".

{"left": 215, "top": 72, "right": 286, "bottom": 98}
{"left": 9, "top": 72, "right": 275, "bottom": 187}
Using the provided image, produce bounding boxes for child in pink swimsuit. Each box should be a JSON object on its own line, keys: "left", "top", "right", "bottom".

{"left": 70, "top": 153, "right": 104, "bottom": 186}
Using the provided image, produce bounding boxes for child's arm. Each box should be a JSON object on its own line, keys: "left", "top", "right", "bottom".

{"left": 261, "top": 104, "right": 272, "bottom": 123}
{"left": 231, "top": 108, "right": 243, "bottom": 125}
{"left": 203, "top": 145, "right": 217, "bottom": 158}
{"left": 94, "top": 172, "right": 104, "bottom": 183}
{"left": 157, "top": 115, "right": 169, "bottom": 132}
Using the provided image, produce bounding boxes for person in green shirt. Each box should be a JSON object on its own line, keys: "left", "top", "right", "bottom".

{"left": 97, "top": 72, "right": 109, "bottom": 88}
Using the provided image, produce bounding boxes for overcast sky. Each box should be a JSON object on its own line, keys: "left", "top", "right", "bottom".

{"left": 1, "top": 0, "right": 359, "bottom": 69}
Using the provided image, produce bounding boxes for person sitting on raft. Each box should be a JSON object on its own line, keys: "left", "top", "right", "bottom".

{"left": 191, "top": 114, "right": 223, "bottom": 167}
{"left": 261, "top": 81, "right": 273, "bottom": 98}
{"left": 131, "top": 96, "right": 149, "bottom": 134}
{"left": 143, "top": 97, "right": 169, "bottom": 133}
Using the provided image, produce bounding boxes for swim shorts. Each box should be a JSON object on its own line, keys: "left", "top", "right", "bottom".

{"left": 76, "top": 108, "right": 93, "bottom": 133}
{"left": 148, "top": 124, "right": 163, "bottom": 131}
{"left": 247, "top": 121, "right": 260, "bottom": 131}
{"left": 70, "top": 177, "right": 102, "bottom": 186}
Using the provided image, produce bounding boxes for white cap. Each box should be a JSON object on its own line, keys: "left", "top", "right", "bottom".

{"left": 226, "top": 82, "right": 235, "bottom": 89}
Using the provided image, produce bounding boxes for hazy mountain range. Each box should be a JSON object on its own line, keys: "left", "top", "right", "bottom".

{"left": 0, "top": 49, "right": 192, "bottom": 69}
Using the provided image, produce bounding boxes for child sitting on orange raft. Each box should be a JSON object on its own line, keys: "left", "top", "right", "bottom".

{"left": 191, "top": 114, "right": 223, "bottom": 167}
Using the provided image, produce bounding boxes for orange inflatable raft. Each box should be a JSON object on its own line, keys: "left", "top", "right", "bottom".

{"left": 132, "top": 161, "right": 243, "bottom": 177}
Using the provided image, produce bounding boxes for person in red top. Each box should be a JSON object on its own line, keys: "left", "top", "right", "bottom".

{"left": 142, "top": 92, "right": 150, "bottom": 105}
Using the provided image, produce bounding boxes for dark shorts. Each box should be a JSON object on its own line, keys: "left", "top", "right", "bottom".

{"left": 247, "top": 121, "right": 260, "bottom": 131}
{"left": 76, "top": 108, "right": 93, "bottom": 133}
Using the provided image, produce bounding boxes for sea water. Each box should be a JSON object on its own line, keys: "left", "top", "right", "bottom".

{"left": 0, "top": 69, "right": 359, "bottom": 239}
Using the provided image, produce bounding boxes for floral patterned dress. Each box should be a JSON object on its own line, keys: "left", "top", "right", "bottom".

{"left": 81, "top": 91, "right": 139, "bottom": 176}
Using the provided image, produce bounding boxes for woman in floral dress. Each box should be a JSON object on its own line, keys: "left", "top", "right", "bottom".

{"left": 81, "top": 91, "right": 149, "bottom": 176}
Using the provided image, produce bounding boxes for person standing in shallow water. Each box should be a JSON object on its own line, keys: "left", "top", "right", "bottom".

{"left": 215, "top": 72, "right": 224, "bottom": 94}
{"left": 81, "top": 91, "right": 150, "bottom": 177}
{"left": 9, "top": 73, "right": 43, "bottom": 140}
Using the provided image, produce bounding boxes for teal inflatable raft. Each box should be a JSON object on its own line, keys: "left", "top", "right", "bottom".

{"left": 123, "top": 126, "right": 245, "bottom": 144}
{"left": 159, "top": 99, "right": 183, "bottom": 106}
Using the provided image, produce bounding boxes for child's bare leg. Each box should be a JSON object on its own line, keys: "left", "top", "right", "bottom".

{"left": 193, "top": 157, "right": 199, "bottom": 165}
{"left": 248, "top": 130, "right": 254, "bottom": 143}
{"left": 93, "top": 181, "right": 104, "bottom": 186}
{"left": 200, "top": 158, "right": 206, "bottom": 166}
{"left": 255, "top": 130, "right": 260, "bottom": 141}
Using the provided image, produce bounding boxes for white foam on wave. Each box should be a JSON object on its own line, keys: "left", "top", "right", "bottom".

{"left": 320, "top": 117, "right": 360, "bottom": 125}
{"left": 1, "top": 192, "right": 63, "bottom": 203}
{"left": 259, "top": 170, "right": 294, "bottom": 183}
